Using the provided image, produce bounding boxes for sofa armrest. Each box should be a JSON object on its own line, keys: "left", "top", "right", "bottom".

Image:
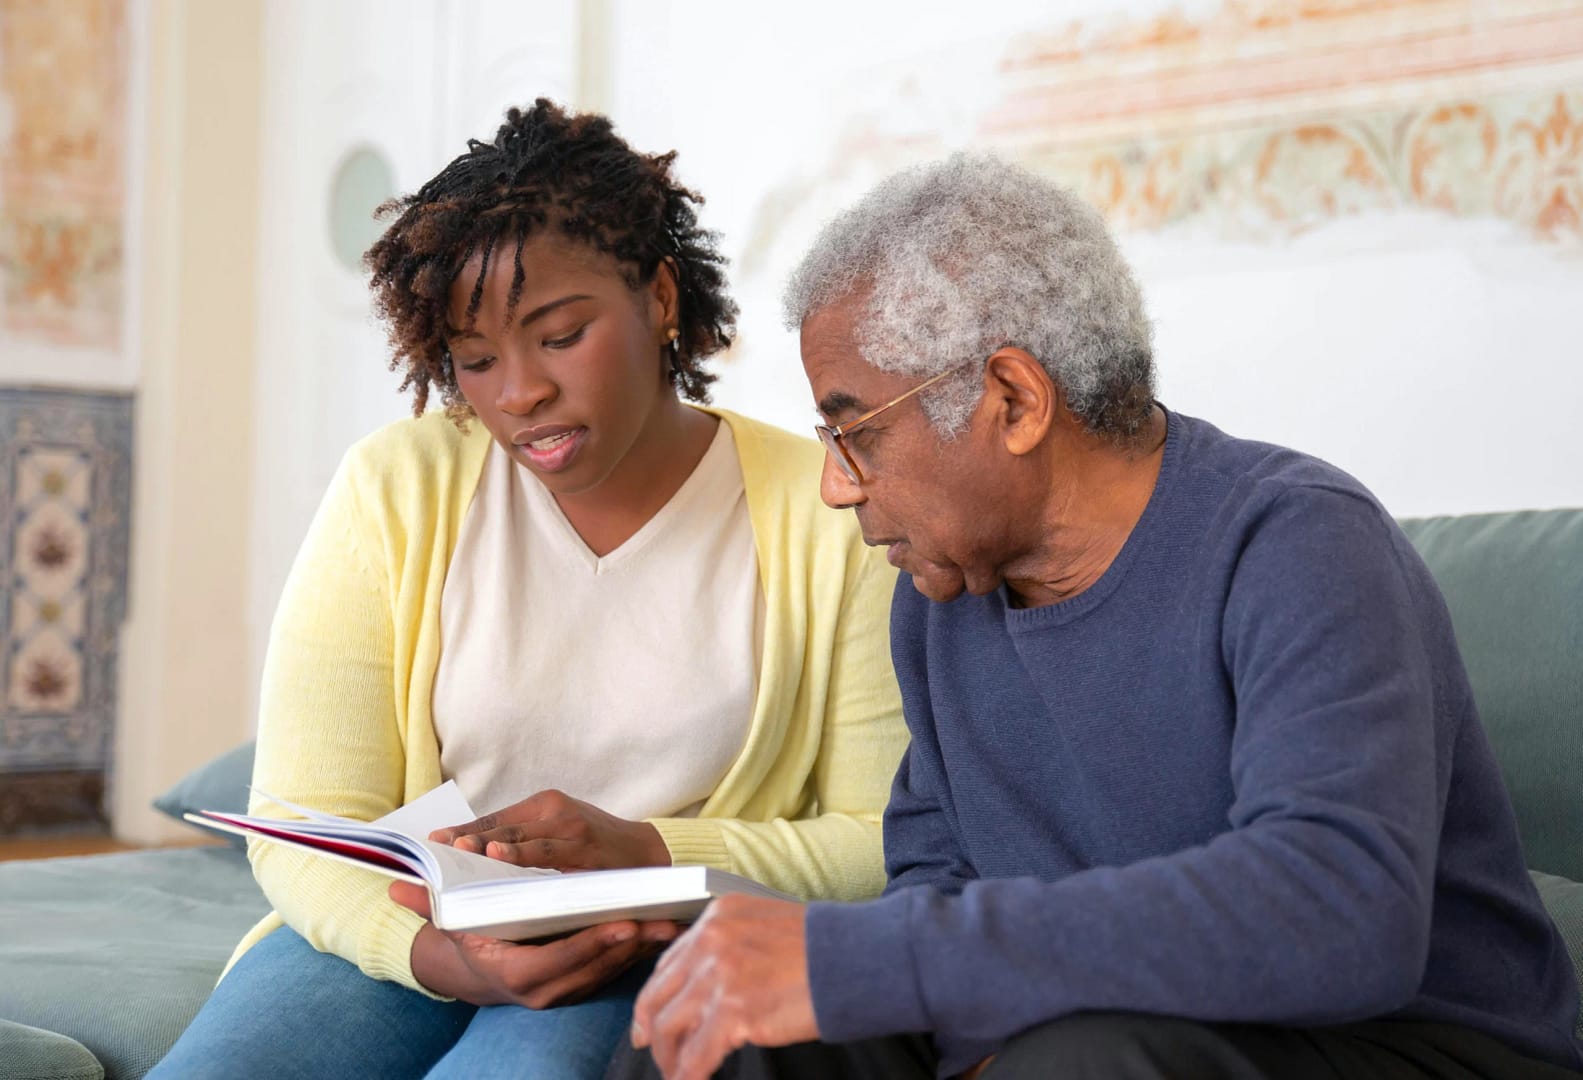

{"left": 0, "top": 1018, "right": 103, "bottom": 1080}
{"left": 1531, "top": 870, "right": 1583, "bottom": 1042}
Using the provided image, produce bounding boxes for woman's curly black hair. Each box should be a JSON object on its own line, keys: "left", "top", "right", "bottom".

{"left": 365, "top": 98, "right": 737, "bottom": 418}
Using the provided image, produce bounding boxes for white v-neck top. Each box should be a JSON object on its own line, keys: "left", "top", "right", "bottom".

{"left": 431, "top": 420, "right": 762, "bottom": 821}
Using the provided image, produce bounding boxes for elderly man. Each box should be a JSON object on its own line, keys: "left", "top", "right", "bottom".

{"left": 610, "top": 156, "right": 1582, "bottom": 1080}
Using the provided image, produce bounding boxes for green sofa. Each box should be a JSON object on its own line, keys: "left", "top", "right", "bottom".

{"left": 1398, "top": 507, "right": 1583, "bottom": 1038}
{"left": 1, "top": 508, "right": 1579, "bottom": 1079}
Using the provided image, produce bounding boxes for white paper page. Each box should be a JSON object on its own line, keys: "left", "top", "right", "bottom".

{"left": 248, "top": 780, "right": 477, "bottom": 841}
{"left": 184, "top": 812, "right": 430, "bottom": 883}
{"left": 247, "top": 787, "right": 350, "bottom": 825}
{"left": 374, "top": 781, "right": 477, "bottom": 839}
{"left": 241, "top": 782, "right": 551, "bottom": 898}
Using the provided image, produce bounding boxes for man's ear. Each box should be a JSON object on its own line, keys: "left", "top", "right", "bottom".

{"left": 984, "top": 347, "right": 1054, "bottom": 456}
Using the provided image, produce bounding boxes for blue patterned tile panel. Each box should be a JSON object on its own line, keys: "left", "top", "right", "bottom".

{"left": 0, "top": 387, "right": 133, "bottom": 819}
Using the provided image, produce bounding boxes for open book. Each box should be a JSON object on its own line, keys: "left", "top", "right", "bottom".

{"left": 186, "top": 781, "right": 789, "bottom": 941}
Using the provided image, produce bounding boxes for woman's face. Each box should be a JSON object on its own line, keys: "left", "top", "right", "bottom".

{"left": 444, "top": 232, "right": 677, "bottom": 497}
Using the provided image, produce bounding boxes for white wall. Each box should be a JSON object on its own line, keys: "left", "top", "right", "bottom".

{"left": 1133, "top": 216, "right": 1583, "bottom": 517}
{"left": 116, "top": 0, "right": 266, "bottom": 841}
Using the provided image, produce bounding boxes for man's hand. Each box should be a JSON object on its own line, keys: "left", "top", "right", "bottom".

{"left": 630, "top": 895, "right": 818, "bottom": 1080}
{"left": 430, "top": 789, "right": 670, "bottom": 871}
{"left": 390, "top": 880, "right": 678, "bottom": 1007}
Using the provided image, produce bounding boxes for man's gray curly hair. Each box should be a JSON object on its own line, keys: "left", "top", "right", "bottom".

{"left": 782, "top": 154, "right": 1155, "bottom": 441}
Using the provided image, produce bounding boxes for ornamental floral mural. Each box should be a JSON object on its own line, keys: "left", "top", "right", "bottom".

{"left": 0, "top": 0, "right": 128, "bottom": 349}
{"left": 740, "top": 0, "right": 1583, "bottom": 267}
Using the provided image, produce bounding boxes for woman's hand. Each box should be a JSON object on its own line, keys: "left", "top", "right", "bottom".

{"left": 401, "top": 791, "right": 674, "bottom": 1003}
{"left": 392, "top": 880, "right": 679, "bottom": 1007}
{"left": 429, "top": 789, "right": 671, "bottom": 871}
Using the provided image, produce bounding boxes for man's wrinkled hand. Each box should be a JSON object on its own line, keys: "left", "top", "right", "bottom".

{"left": 630, "top": 894, "right": 818, "bottom": 1080}
{"left": 430, "top": 789, "right": 670, "bottom": 871}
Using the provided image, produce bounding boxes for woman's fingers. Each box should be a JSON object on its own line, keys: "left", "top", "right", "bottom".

{"left": 430, "top": 790, "right": 576, "bottom": 846}
{"left": 448, "top": 920, "right": 652, "bottom": 1008}
{"left": 388, "top": 880, "right": 432, "bottom": 918}
{"left": 516, "top": 933, "right": 652, "bottom": 1008}
{"left": 518, "top": 922, "right": 680, "bottom": 1008}
{"left": 484, "top": 835, "right": 587, "bottom": 868}
{"left": 429, "top": 810, "right": 500, "bottom": 846}
{"left": 429, "top": 791, "right": 668, "bottom": 870}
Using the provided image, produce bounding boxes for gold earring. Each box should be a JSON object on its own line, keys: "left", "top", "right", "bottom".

{"left": 666, "top": 328, "right": 680, "bottom": 343}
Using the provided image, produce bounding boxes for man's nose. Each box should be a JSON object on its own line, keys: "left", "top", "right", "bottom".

{"left": 819, "top": 450, "right": 867, "bottom": 510}
{"left": 497, "top": 357, "right": 556, "bottom": 416}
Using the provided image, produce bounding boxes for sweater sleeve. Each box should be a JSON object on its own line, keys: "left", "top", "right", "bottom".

{"left": 649, "top": 540, "right": 908, "bottom": 902}
{"left": 807, "top": 487, "right": 1442, "bottom": 1056}
{"left": 883, "top": 578, "right": 977, "bottom": 897}
{"left": 247, "top": 453, "right": 432, "bottom": 992}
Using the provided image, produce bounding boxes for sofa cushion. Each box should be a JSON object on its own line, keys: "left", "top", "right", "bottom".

{"left": 0, "top": 1019, "right": 103, "bottom": 1080}
{"left": 1398, "top": 509, "right": 1583, "bottom": 881}
{"left": 0, "top": 846, "right": 270, "bottom": 1079}
{"left": 151, "top": 741, "right": 255, "bottom": 847}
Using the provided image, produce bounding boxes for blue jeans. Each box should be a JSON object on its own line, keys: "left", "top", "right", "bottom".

{"left": 149, "top": 928, "right": 644, "bottom": 1080}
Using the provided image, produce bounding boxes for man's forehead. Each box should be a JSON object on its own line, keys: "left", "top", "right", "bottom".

{"left": 800, "top": 291, "right": 901, "bottom": 414}
{"left": 799, "top": 297, "right": 860, "bottom": 353}
{"left": 801, "top": 316, "right": 871, "bottom": 413}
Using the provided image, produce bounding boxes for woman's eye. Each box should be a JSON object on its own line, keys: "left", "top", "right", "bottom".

{"left": 544, "top": 325, "right": 587, "bottom": 349}
{"left": 459, "top": 356, "right": 495, "bottom": 373}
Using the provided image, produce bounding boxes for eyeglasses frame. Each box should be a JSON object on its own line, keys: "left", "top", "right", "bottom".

{"left": 814, "top": 364, "right": 968, "bottom": 485}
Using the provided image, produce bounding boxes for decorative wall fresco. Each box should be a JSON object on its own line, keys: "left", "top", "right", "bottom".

{"left": 0, "top": 388, "right": 133, "bottom": 831}
{"left": 0, "top": 0, "right": 129, "bottom": 349}
{"left": 984, "top": 0, "right": 1583, "bottom": 245}
{"left": 741, "top": 0, "right": 1583, "bottom": 265}
{"left": 1015, "top": 90, "right": 1583, "bottom": 243}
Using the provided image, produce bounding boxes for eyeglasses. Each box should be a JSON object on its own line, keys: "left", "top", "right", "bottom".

{"left": 814, "top": 365, "right": 967, "bottom": 485}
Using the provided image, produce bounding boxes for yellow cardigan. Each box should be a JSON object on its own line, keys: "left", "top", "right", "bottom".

{"left": 231, "top": 408, "right": 907, "bottom": 991}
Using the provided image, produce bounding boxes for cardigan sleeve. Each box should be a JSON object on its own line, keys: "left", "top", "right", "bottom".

{"left": 648, "top": 538, "right": 907, "bottom": 902}
{"left": 246, "top": 452, "right": 433, "bottom": 992}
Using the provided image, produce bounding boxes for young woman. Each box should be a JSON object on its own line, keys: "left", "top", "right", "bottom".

{"left": 151, "top": 100, "right": 906, "bottom": 1080}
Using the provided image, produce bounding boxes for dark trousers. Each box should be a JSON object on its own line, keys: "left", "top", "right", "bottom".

{"left": 606, "top": 1012, "right": 1582, "bottom": 1080}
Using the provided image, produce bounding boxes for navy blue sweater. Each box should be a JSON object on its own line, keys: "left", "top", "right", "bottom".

{"left": 805, "top": 409, "right": 1581, "bottom": 1075}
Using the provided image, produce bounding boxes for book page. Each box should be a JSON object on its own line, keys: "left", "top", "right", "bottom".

{"left": 188, "top": 811, "right": 430, "bottom": 877}
{"left": 249, "top": 781, "right": 477, "bottom": 841}
{"left": 374, "top": 781, "right": 477, "bottom": 839}
{"left": 246, "top": 787, "right": 349, "bottom": 825}
{"left": 202, "top": 784, "right": 558, "bottom": 903}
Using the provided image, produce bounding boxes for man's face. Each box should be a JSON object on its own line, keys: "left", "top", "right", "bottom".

{"left": 801, "top": 296, "right": 1011, "bottom": 603}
